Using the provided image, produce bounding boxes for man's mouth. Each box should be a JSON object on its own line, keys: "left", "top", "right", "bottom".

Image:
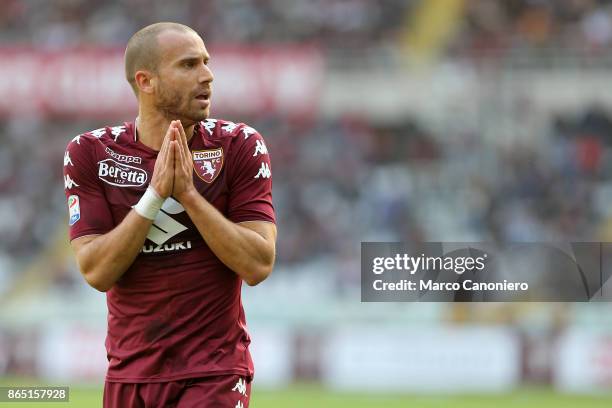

{"left": 195, "top": 92, "right": 210, "bottom": 101}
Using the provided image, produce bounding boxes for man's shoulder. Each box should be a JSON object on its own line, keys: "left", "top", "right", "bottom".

{"left": 201, "top": 118, "right": 261, "bottom": 142}
{"left": 65, "top": 123, "right": 133, "bottom": 152}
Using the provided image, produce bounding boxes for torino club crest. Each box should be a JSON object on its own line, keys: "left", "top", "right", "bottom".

{"left": 192, "top": 148, "right": 224, "bottom": 183}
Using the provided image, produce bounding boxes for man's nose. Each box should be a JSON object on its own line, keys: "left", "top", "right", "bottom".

{"left": 199, "top": 64, "right": 214, "bottom": 84}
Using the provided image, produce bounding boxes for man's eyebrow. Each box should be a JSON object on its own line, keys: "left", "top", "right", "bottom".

{"left": 176, "top": 55, "right": 210, "bottom": 63}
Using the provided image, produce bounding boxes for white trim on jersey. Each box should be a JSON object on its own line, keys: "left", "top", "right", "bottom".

{"left": 134, "top": 117, "right": 139, "bottom": 142}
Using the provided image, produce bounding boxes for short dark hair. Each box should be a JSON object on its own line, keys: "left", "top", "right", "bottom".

{"left": 124, "top": 22, "right": 198, "bottom": 95}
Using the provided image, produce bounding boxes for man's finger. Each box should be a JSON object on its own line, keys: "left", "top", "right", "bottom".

{"left": 174, "top": 135, "right": 185, "bottom": 169}
{"left": 158, "top": 121, "right": 174, "bottom": 160}
{"left": 157, "top": 137, "right": 167, "bottom": 163}
{"left": 165, "top": 128, "right": 178, "bottom": 168}
{"left": 168, "top": 140, "right": 176, "bottom": 193}
{"left": 168, "top": 139, "right": 177, "bottom": 170}
{"left": 178, "top": 128, "right": 192, "bottom": 173}
{"left": 176, "top": 121, "right": 190, "bottom": 157}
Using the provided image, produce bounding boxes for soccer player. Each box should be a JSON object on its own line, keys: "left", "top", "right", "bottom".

{"left": 63, "top": 22, "right": 276, "bottom": 407}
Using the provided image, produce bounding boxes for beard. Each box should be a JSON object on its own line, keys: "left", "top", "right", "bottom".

{"left": 154, "top": 80, "right": 209, "bottom": 124}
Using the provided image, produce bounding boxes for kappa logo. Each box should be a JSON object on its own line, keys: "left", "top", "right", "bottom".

{"left": 68, "top": 195, "right": 80, "bottom": 226}
{"left": 253, "top": 139, "right": 268, "bottom": 156}
{"left": 254, "top": 162, "right": 271, "bottom": 179}
{"left": 222, "top": 121, "right": 238, "bottom": 133}
{"left": 64, "top": 174, "right": 79, "bottom": 189}
{"left": 105, "top": 147, "right": 142, "bottom": 164}
{"left": 98, "top": 159, "right": 147, "bottom": 187}
{"left": 232, "top": 378, "right": 247, "bottom": 396}
{"left": 110, "top": 126, "right": 126, "bottom": 142}
{"left": 202, "top": 119, "right": 217, "bottom": 135}
{"left": 86, "top": 126, "right": 126, "bottom": 141}
{"left": 64, "top": 151, "right": 73, "bottom": 166}
{"left": 90, "top": 128, "right": 106, "bottom": 138}
{"left": 235, "top": 401, "right": 244, "bottom": 408}
{"left": 242, "top": 126, "right": 256, "bottom": 139}
{"left": 193, "top": 148, "right": 223, "bottom": 183}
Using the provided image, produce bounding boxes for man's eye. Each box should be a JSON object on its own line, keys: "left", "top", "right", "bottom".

{"left": 183, "top": 61, "right": 195, "bottom": 68}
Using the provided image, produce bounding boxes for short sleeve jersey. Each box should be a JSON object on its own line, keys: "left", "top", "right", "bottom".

{"left": 63, "top": 119, "right": 274, "bottom": 383}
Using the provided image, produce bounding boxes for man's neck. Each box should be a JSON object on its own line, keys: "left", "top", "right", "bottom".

{"left": 135, "top": 109, "right": 196, "bottom": 151}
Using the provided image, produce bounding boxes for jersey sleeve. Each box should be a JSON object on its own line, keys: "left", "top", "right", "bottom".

{"left": 63, "top": 135, "right": 114, "bottom": 240}
{"left": 226, "top": 126, "right": 276, "bottom": 224}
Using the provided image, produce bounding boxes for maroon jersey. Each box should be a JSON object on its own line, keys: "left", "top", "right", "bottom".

{"left": 63, "top": 119, "right": 274, "bottom": 383}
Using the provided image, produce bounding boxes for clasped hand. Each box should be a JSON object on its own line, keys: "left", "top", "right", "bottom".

{"left": 150, "top": 120, "right": 195, "bottom": 200}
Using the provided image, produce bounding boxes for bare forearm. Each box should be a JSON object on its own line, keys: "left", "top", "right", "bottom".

{"left": 178, "top": 190, "right": 275, "bottom": 285}
{"left": 75, "top": 211, "right": 153, "bottom": 291}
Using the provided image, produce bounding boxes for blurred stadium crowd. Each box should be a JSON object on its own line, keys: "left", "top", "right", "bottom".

{"left": 455, "top": 0, "right": 612, "bottom": 58}
{"left": 0, "top": 0, "right": 410, "bottom": 49}
{"left": 3, "top": 0, "right": 612, "bottom": 55}
{"left": 1, "top": 0, "right": 612, "bottom": 390}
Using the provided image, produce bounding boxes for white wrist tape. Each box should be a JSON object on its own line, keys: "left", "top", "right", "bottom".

{"left": 134, "top": 186, "right": 165, "bottom": 220}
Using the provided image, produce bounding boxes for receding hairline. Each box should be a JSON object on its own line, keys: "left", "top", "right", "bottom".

{"left": 124, "top": 22, "right": 199, "bottom": 95}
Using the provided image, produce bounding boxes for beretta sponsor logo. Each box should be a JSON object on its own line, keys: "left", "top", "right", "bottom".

{"left": 105, "top": 147, "right": 142, "bottom": 164}
{"left": 98, "top": 159, "right": 147, "bottom": 187}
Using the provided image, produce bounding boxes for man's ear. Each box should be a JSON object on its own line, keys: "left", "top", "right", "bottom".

{"left": 135, "top": 70, "right": 155, "bottom": 95}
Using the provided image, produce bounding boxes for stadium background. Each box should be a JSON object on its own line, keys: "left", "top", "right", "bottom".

{"left": 1, "top": 0, "right": 612, "bottom": 406}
